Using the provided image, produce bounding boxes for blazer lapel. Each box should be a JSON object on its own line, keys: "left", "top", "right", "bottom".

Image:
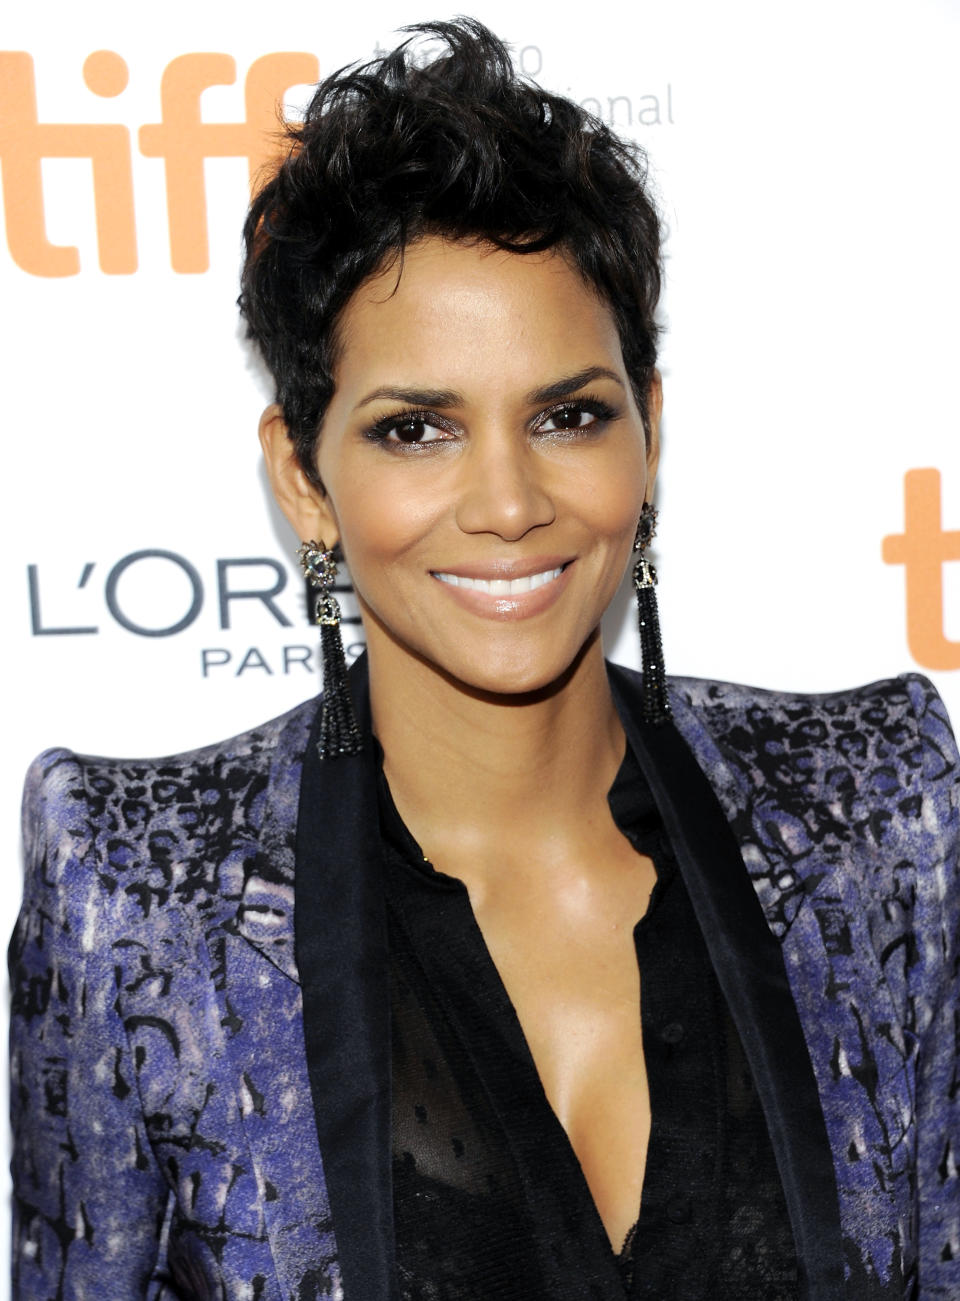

{"left": 608, "top": 663, "right": 848, "bottom": 1301}
{"left": 661, "top": 674, "right": 912, "bottom": 1295}
{"left": 295, "top": 655, "right": 399, "bottom": 1301}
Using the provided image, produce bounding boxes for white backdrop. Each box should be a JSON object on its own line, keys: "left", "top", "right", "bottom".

{"left": 2, "top": 0, "right": 959, "bottom": 1290}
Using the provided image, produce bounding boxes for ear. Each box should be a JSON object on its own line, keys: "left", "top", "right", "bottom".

{"left": 644, "top": 370, "right": 663, "bottom": 494}
{"left": 258, "top": 405, "right": 339, "bottom": 549}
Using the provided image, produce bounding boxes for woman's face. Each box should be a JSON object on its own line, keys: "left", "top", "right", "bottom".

{"left": 264, "top": 237, "right": 659, "bottom": 699}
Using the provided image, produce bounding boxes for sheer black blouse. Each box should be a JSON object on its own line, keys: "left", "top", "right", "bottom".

{"left": 378, "top": 744, "right": 800, "bottom": 1300}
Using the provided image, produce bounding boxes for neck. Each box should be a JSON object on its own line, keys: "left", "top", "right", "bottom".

{"left": 367, "top": 636, "right": 625, "bottom": 872}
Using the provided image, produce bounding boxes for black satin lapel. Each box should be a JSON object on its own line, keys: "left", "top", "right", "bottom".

{"left": 295, "top": 654, "right": 398, "bottom": 1301}
{"left": 608, "top": 665, "right": 846, "bottom": 1301}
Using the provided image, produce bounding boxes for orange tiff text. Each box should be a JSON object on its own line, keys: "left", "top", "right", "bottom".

{"left": 0, "top": 50, "right": 319, "bottom": 275}
{"left": 882, "top": 467, "right": 960, "bottom": 671}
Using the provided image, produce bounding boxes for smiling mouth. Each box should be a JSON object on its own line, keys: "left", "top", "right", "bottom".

{"left": 432, "top": 565, "right": 565, "bottom": 595}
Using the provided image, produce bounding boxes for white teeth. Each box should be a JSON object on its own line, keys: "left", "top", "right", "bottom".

{"left": 435, "top": 566, "right": 564, "bottom": 594}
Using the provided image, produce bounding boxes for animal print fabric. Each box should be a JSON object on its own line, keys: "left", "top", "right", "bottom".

{"left": 10, "top": 703, "right": 341, "bottom": 1300}
{"left": 668, "top": 672, "right": 960, "bottom": 1296}
{"left": 8, "top": 670, "right": 960, "bottom": 1298}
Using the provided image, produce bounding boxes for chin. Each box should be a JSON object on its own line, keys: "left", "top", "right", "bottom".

{"left": 362, "top": 602, "right": 602, "bottom": 702}
{"left": 427, "top": 635, "right": 598, "bottom": 703}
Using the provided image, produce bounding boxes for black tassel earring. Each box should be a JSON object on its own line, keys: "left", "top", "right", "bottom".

{"left": 633, "top": 503, "right": 671, "bottom": 724}
{"left": 298, "top": 540, "right": 362, "bottom": 758}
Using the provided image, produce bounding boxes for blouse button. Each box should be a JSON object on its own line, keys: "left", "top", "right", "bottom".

{"left": 660, "top": 1021, "right": 685, "bottom": 1045}
{"left": 666, "top": 1195, "right": 692, "bottom": 1224}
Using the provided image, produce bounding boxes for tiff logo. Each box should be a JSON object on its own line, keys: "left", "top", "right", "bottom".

{"left": 0, "top": 49, "right": 318, "bottom": 275}
{"left": 883, "top": 468, "right": 960, "bottom": 671}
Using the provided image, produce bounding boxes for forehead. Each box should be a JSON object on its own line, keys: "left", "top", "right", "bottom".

{"left": 333, "top": 237, "right": 625, "bottom": 398}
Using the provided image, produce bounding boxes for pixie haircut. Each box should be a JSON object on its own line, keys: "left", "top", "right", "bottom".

{"left": 240, "top": 18, "right": 662, "bottom": 483}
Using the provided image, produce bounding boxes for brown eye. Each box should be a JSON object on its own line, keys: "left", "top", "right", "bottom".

{"left": 537, "top": 397, "right": 617, "bottom": 435}
{"left": 393, "top": 417, "right": 429, "bottom": 443}
{"left": 373, "top": 413, "right": 450, "bottom": 445}
{"left": 552, "top": 406, "right": 590, "bottom": 429}
{"left": 540, "top": 404, "right": 594, "bottom": 432}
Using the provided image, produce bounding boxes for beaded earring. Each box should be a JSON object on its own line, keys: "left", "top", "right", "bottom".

{"left": 633, "top": 503, "right": 671, "bottom": 723}
{"left": 298, "top": 540, "right": 362, "bottom": 758}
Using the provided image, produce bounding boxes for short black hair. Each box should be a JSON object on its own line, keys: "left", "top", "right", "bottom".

{"left": 240, "top": 17, "right": 662, "bottom": 483}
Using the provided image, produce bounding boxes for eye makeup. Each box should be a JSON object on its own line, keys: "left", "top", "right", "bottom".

{"left": 361, "top": 392, "right": 622, "bottom": 451}
{"left": 362, "top": 407, "right": 457, "bottom": 448}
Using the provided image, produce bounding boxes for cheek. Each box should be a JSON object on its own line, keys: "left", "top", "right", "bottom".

{"left": 604, "top": 479, "right": 646, "bottom": 532}
{"left": 585, "top": 450, "right": 648, "bottom": 544}
{"left": 331, "top": 467, "right": 441, "bottom": 573}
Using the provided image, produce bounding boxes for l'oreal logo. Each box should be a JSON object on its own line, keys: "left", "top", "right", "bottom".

{"left": 26, "top": 549, "right": 358, "bottom": 637}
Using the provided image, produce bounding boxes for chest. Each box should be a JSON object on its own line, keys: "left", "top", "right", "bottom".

{"left": 402, "top": 824, "right": 669, "bottom": 1244}
{"left": 384, "top": 828, "right": 800, "bottom": 1295}
{"left": 466, "top": 841, "right": 657, "bottom": 1248}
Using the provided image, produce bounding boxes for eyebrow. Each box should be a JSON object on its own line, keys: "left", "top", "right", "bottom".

{"left": 355, "top": 385, "right": 461, "bottom": 411}
{"left": 353, "top": 365, "right": 625, "bottom": 412}
{"left": 525, "top": 366, "right": 625, "bottom": 406}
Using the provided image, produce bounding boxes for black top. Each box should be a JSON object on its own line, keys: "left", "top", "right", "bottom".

{"left": 378, "top": 743, "right": 800, "bottom": 1301}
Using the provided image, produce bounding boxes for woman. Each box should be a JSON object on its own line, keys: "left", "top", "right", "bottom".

{"left": 9, "top": 19, "right": 959, "bottom": 1300}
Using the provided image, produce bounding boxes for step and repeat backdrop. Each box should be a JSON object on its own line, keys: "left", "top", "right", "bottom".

{"left": 2, "top": 0, "right": 958, "bottom": 1284}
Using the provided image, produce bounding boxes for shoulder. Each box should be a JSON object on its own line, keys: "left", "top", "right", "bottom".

{"left": 25, "top": 694, "right": 320, "bottom": 819}
{"left": 658, "top": 666, "right": 960, "bottom": 954}
{"left": 27, "top": 692, "right": 319, "bottom": 789}
{"left": 19, "top": 695, "right": 321, "bottom": 937}
{"left": 608, "top": 662, "right": 958, "bottom": 861}
{"left": 663, "top": 669, "right": 958, "bottom": 806}
{"left": 668, "top": 666, "right": 948, "bottom": 737}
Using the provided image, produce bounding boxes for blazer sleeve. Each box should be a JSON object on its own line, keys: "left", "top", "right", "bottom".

{"left": 9, "top": 749, "right": 175, "bottom": 1298}
{"left": 906, "top": 675, "right": 960, "bottom": 1292}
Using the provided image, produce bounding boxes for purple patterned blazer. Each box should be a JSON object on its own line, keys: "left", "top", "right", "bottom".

{"left": 9, "top": 659, "right": 960, "bottom": 1300}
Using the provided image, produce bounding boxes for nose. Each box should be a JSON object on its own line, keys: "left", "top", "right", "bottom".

{"left": 454, "top": 431, "right": 556, "bottom": 541}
